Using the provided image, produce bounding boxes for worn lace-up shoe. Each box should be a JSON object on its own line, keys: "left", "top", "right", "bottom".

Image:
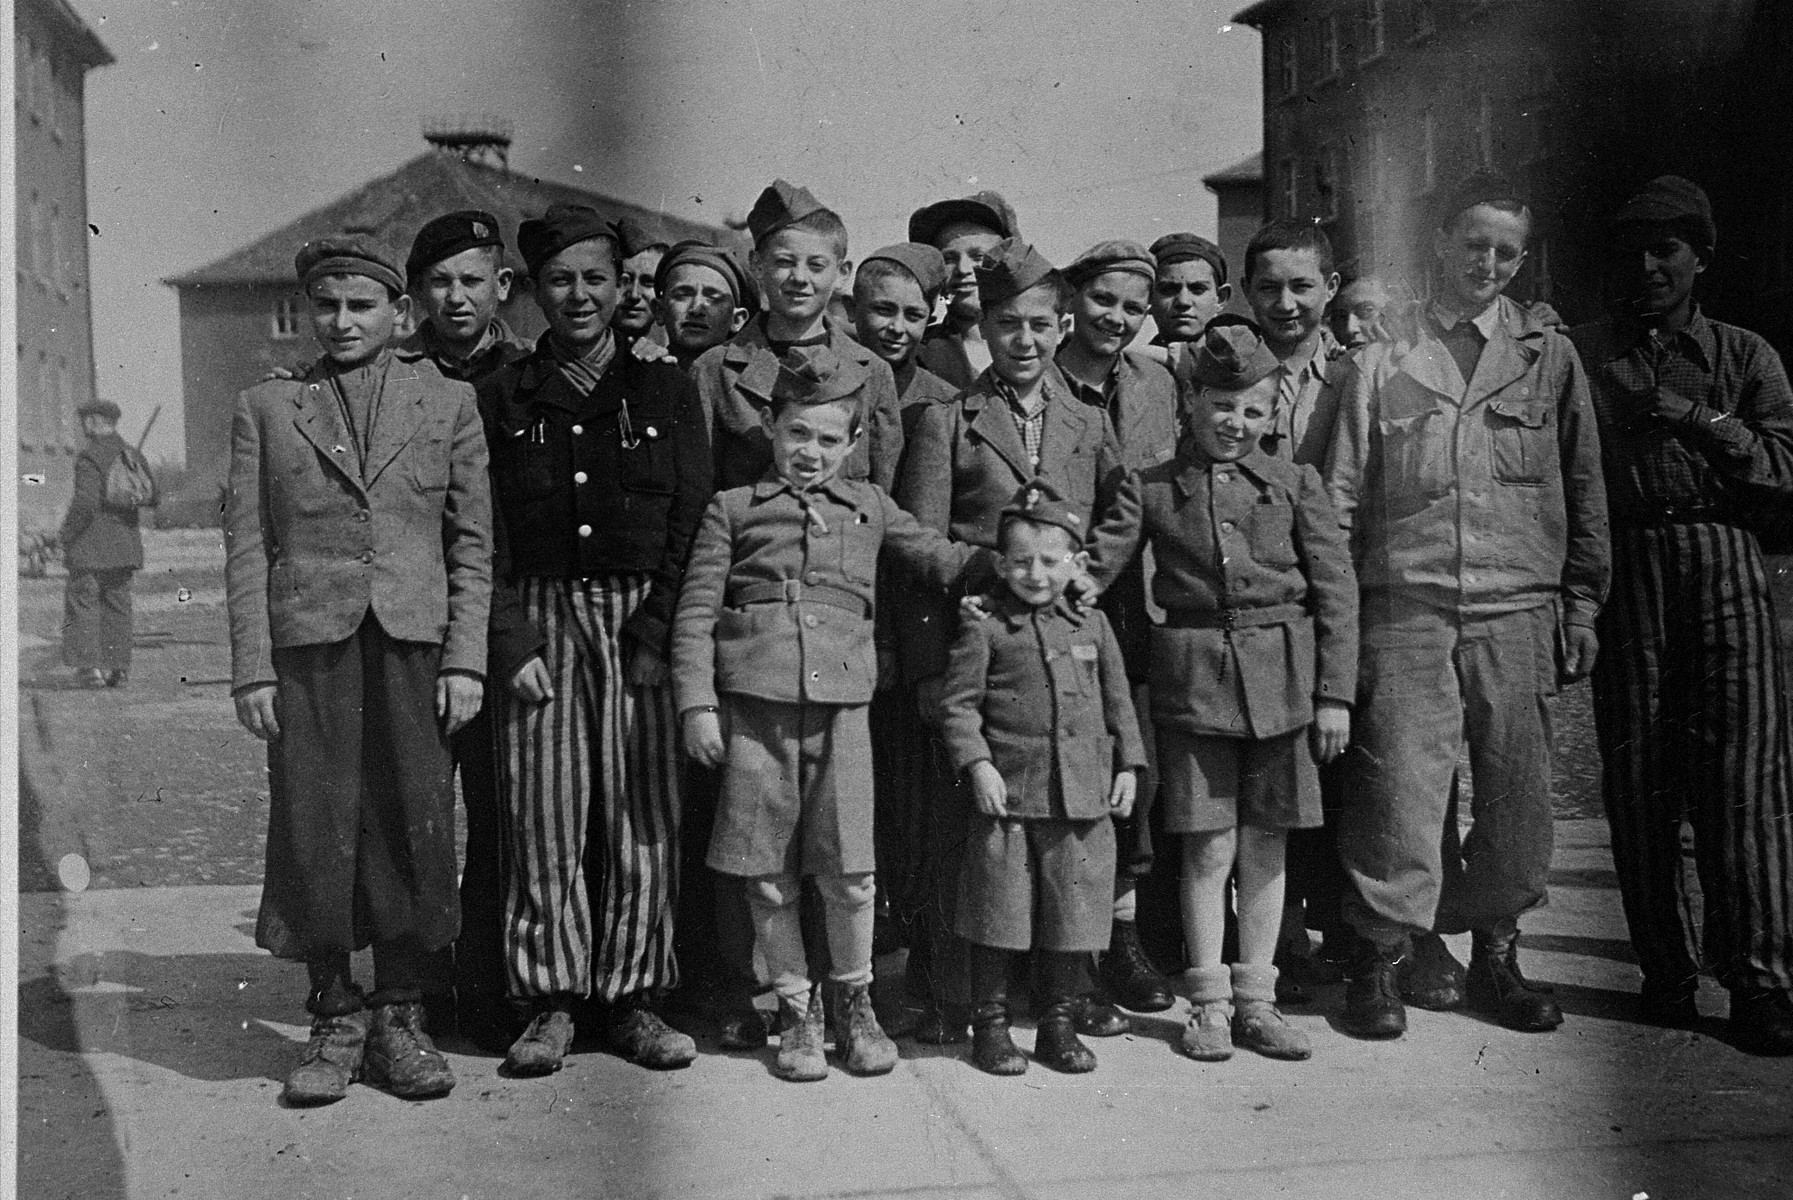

{"left": 364, "top": 1002, "right": 455, "bottom": 1099}
{"left": 504, "top": 1009, "right": 575, "bottom": 1077}
{"left": 282, "top": 1008, "right": 371, "bottom": 1106}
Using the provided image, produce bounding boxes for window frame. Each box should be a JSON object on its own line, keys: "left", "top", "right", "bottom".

{"left": 271, "top": 294, "right": 304, "bottom": 340}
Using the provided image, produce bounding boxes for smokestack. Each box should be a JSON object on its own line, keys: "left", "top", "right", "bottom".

{"left": 422, "top": 114, "right": 514, "bottom": 170}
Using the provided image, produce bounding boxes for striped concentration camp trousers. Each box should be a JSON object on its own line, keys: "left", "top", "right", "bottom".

{"left": 496, "top": 575, "right": 682, "bottom": 1001}
{"left": 1591, "top": 522, "right": 1793, "bottom": 993}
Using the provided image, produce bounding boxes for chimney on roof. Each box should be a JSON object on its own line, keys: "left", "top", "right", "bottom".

{"left": 422, "top": 114, "right": 514, "bottom": 171}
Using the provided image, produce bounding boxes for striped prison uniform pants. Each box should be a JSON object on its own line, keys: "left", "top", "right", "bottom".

{"left": 1590, "top": 522, "right": 1793, "bottom": 994}
{"left": 496, "top": 575, "right": 682, "bottom": 1001}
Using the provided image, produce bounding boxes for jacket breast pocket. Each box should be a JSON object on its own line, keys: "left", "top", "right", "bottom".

{"left": 409, "top": 434, "right": 451, "bottom": 493}
{"left": 839, "top": 510, "right": 878, "bottom": 585}
{"left": 1377, "top": 408, "right": 1451, "bottom": 500}
{"left": 618, "top": 415, "right": 677, "bottom": 493}
{"left": 1486, "top": 397, "right": 1553, "bottom": 486}
{"left": 1248, "top": 499, "right": 1299, "bottom": 569}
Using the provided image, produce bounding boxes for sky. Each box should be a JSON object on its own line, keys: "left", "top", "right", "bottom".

{"left": 72, "top": 0, "right": 1262, "bottom": 464}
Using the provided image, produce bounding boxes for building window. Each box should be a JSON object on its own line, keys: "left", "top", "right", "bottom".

{"left": 271, "top": 295, "right": 303, "bottom": 339}
{"left": 1277, "top": 36, "right": 1298, "bottom": 97}
{"left": 1413, "top": 0, "right": 1437, "bottom": 40}
{"left": 1476, "top": 93, "right": 1495, "bottom": 168}
{"left": 1362, "top": 0, "right": 1387, "bottom": 60}
{"left": 43, "top": 53, "right": 58, "bottom": 139}
{"left": 1321, "top": 15, "right": 1341, "bottom": 79}
{"left": 1279, "top": 157, "right": 1300, "bottom": 217}
{"left": 20, "top": 35, "right": 39, "bottom": 120}
{"left": 27, "top": 190, "right": 50, "bottom": 286}
{"left": 50, "top": 203, "right": 68, "bottom": 295}
{"left": 1421, "top": 109, "right": 1438, "bottom": 192}
{"left": 1317, "top": 144, "right": 1341, "bottom": 220}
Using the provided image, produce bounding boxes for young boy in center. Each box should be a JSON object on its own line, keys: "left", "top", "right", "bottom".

{"left": 1124, "top": 317, "right": 1357, "bottom": 1062}
{"left": 940, "top": 480, "right": 1146, "bottom": 1074}
{"left": 672, "top": 346, "right": 978, "bottom": 1082}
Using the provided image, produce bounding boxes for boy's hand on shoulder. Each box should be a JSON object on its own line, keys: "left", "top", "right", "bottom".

{"left": 508, "top": 656, "right": 556, "bottom": 704}
{"left": 260, "top": 365, "right": 302, "bottom": 383}
{"left": 437, "top": 671, "right": 484, "bottom": 735}
{"left": 625, "top": 643, "right": 670, "bottom": 689}
{"left": 958, "top": 592, "right": 995, "bottom": 622}
{"left": 630, "top": 337, "right": 673, "bottom": 364}
{"left": 1063, "top": 571, "right": 1102, "bottom": 612}
{"left": 683, "top": 709, "right": 725, "bottom": 768}
{"left": 1310, "top": 698, "right": 1351, "bottom": 764}
{"left": 968, "top": 760, "right": 1009, "bottom": 818}
{"left": 1108, "top": 768, "right": 1138, "bottom": 819}
{"left": 233, "top": 684, "right": 281, "bottom": 742}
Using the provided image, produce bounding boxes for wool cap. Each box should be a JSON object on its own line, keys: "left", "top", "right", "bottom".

{"left": 1149, "top": 232, "right": 1228, "bottom": 286}
{"left": 656, "top": 240, "right": 757, "bottom": 312}
{"left": 861, "top": 242, "right": 949, "bottom": 297}
{"left": 517, "top": 204, "right": 617, "bottom": 276}
{"left": 1064, "top": 239, "right": 1158, "bottom": 288}
{"left": 296, "top": 233, "right": 406, "bottom": 296}
{"left": 1436, "top": 169, "right": 1529, "bottom": 230}
{"left": 1192, "top": 315, "right": 1280, "bottom": 391}
{"left": 613, "top": 215, "right": 671, "bottom": 260}
{"left": 76, "top": 398, "right": 122, "bottom": 421}
{"left": 1613, "top": 174, "right": 1716, "bottom": 252}
{"left": 405, "top": 210, "right": 505, "bottom": 280}
{"left": 999, "top": 477, "right": 1085, "bottom": 547}
{"left": 747, "top": 179, "right": 830, "bottom": 246}
{"left": 772, "top": 345, "right": 871, "bottom": 407}
{"left": 975, "top": 238, "right": 1059, "bottom": 311}
{"left": 908, "top": 190, "right": 1022, "bottom": 247}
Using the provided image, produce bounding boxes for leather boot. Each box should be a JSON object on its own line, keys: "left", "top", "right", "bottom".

{"left": 1098, "top": 920, "right": 1175, "bottom": 1013}
{"left": 604, "top": 997, "right": 699, "bottom": 1069}
{"left": 773, "top": 988, "right": 829, "bottom": 1082}
{"left": 1728, "top": 988, "right": 1793, "bottom": 1056}
{"left": 364, "top": 1001, "right": 456, "bottom": 1099}
{"left": 969, "top": 1001, "right": 1028, "bottom": 1075}
{"left": 1465, "top": 923, "right": 1562, "bottom": 1032}
{"left": 283, "top": 1007, "right": 371, "bottom": 1105}
{"left": 1398, "top": 930, "right": 1466, "bottom": 1010}
{"left": 504, "top": 1006, "right": 575, "bottom": 1077}
{"left": 1341, "top": 939, "right": 1408, "bottom": 1039}
{"left": 831, "top": 982, "right": 899, "bottom": 1075}
{"left": 1033, "top": 997, "right": 1097, "bottom": 1073}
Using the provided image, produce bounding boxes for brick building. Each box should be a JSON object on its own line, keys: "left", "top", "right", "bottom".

{"left": 1233, "top": 0, "right": 1793, "bottom": 348}
{"left": 1202, "top": 151, "right": 1263, "bottom": 312}
{"left": 15, "top": 0, "right": 111, "bottom": 530}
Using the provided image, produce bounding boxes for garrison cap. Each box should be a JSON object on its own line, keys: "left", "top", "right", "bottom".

{"left": 907, "top": 190, "right": 1021, "bottom": 247}
{"left": 613, "top": 215, "right": 671, "bottom": 260}
{"left": 747, "top": 179, "right": 830, "bottom": 246}
{"left": 1192, "top": 315, "right": 1280, "bottom": 391}
{"left": 1436, "top": 169, "right": 1528, "bottom": 230}
{"left": 295, "top": 233, "right": 406, "bottom": 297}
{"left": 517, "top": 204, "right": 617, "bottom": 276}
{"left": 1064, "top": 239, "right": 1158, "bottom": 288}
{"left": 862, "top": 242, "right": 949, "bottom": 297}
{"left": 77, "top": 398, "right": 122, "bottom": 421}
{"left": 1613, "top": 174, "right": 1716, "bottom": 253}
{"left": 772, "top": 345, "right": 871, "bottom": 407}
{"left": 999, "top": 477, "right": 1085, "bottom": 547}
{"left": 405, "top": 210, "right": 505, "bottom": 280}
{"left": 975, "top": 238, "right": 1059, "bottom": 311}
{"left": 656, "top": 240, "right": 757, "bottom": 312}
{"left": 1149, "top": 232, "right": 1228, "bottom": 286}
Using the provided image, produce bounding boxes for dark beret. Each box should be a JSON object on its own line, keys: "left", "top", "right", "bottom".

{"left": 613, "top": 216, "right": 670, "bottom": 260}
{"left": 295, "top": 233, "right": 406, "bottom": 296}
{"left": 1149, "top": 232, "right": 1228, "bottom": 286}
{"left": 908, "top": 190, "right": 1021, "bottom": 247}
{"left": 77, "top": 399, "right": 122, "bottom": 421}
{"left": 1192, "top": 315, "right": 1280, "bottom": 391}
{"left": 656, "top": 240, "right": 757, "bottom": 312}
{"left": 747, "top": 179, "right": 829, "bottom": 246}
{"left": 999, "top": 478, "right": 1085, "bottom": 547}
{"left": 772, "top": 345, "right": 870, "bottom": 406}
{"left": 1436, "top": 169, "right": 1528, "bottom": 230}
{"left": 517, "top": 204, "right": 617, "bottom": 276}
{"left": 861, "top": 243, "right": 949, "bottom": 297}
{"left": 1064, "top": 239, "right": 1157, "bottom": 288}
{"left": 975, "top": 238, "right": 1059, "bottom": 312}
{"left": 405, "top": 210, "right": 504, "bottom": 280}
{"left": 1613, "top": 175, "right": 1716, "bottom": 251}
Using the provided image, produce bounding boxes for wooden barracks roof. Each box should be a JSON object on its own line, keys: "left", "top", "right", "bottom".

{"left": 1203, "top": 151, "right": 1264, "bottom": 189}
{"left": 166, "top": 117, "right": 733, "bottom": 288}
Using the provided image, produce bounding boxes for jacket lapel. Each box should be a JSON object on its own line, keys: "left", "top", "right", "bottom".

{"left": 1391, "top": 335, "right": 1468, "bottom": 404}
{"left": 362, "top": 362, "right": 432, "bottom": 487}
{"left": 292, "top": 379, "right": 366, "bottom": 496}
{"left": 1463, "top": 299, "right": 1543, "bottom": 407}
{"left": 963, "top": 385, "right": 1034, "bottom": 484}
{"left": 1037, "top": 385, "right": 1090, "bottom": 475}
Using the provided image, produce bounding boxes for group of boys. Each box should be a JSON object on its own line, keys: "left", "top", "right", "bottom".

{"left": 224, "top": 164, "right": 1793, "bottom": 1106}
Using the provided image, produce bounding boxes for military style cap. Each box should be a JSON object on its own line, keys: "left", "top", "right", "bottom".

{"left": 1149, "top": 232, "right": 1228, "bottom": 286}
{"left": 975, "top": 238, "right": 1059, "bottom": 311}
{"left": 517, "top": 203, "right": 616, "bottom": 276}
{"left": 295, "top": 233, "right": 406, "bottom": 296}
{"left": 908, "top": 190, "right": 1021, "bottom": 247}
{"left": 999, "top": 478, "right": 1085, "bottom": 546}
{"left": 405, "top": 210, "right": 505, "bottom": 280}
{"left": 747, "top": 179, "right": 830, "bottom": 246}
{"left": 1437, "top": 169, "right": 1528, "bottom": 230}
{"left": 656, "top": 240, "right": 757, "bottom": 312}
{"left": 862, "top": 242, "right": 949, "bottom": 297}
{"left": 1613, "top": 174, "right": 1716, "bottom": 251}
{"left": 1064, "top": 239, "right": 1158, "bottom": 288}
{"left": 77, "top": 398, "right": 122, "bottom": 421}
{"left": 1192, "top": 315, "right": 1280, "bottom": 391}
{"left": 613, "top": 215, "right": 671, "bottom": 260}
{"left": 772, "top": 345, "right": 871, "bottom": 407}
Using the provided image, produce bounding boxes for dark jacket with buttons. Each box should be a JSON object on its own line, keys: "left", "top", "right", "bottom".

{"left": 1127, "top": 442, "right": 1358, "bottom": 740}
{"left": 60, "top": 431, "right": 146, "bottom": 573}
{"left": 939, "top": 596, "right": 1147, "bottom": 819}
{"left": 477, "top": 341, "right": 713, "bottom": 679}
